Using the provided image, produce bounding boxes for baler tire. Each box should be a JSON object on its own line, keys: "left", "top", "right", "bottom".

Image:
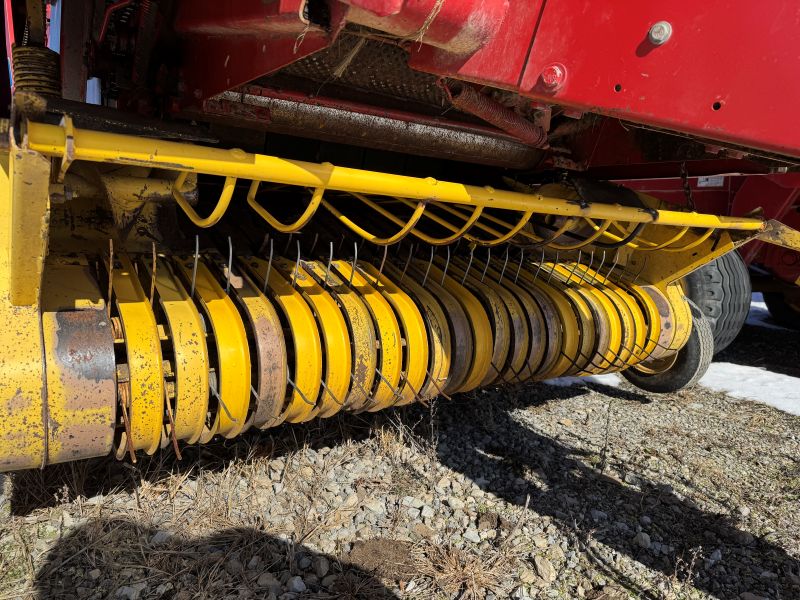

{"left": 762, "top": 291, "right": 800, "bottom": 330}
{"left": 622, "top": 299, "right": 713, "bottom": 393}
{"left": 683, "top": 251, "right": 750, "bottom": 354}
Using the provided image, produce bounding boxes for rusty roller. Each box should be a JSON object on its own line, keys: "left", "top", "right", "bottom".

{"left": 1, "top": 118, "right": 799, "bottom": 471}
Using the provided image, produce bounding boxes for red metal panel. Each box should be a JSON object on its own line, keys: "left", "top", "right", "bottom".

{"left": 408, "top": 0, "right": 544, "bottom": 89}
{"left": 517, "top": 1, "right": 800, "bottom": 157}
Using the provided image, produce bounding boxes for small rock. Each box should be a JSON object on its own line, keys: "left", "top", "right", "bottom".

{"left": 401, "top": 496, "right": 424, "bottom": 509}
{"left": 420, "top": 505, "right": 435, "bottom": 519}
{"left": 446, "top": 497, "right": 465, "bottom": 511}
{"left": 149, "top": 530, "right": 171, "bottom": 546}
{"left": 738, "top": 505, "right": 751, "bottom": 517}
{"left": 463, "top": 528, "right": 481, "bottom": 543}
{"left": 633, "top": 532, "right": 651, "bottom": 549}
{"left": 534, "top": 555, "right": 557, "bottom": 583}
{"left": 739, "top": 594, "right": 769, "bottom": 600}
{"left": 710, "top": 549, "right": 722, "bottom": 562}
{"left": 257, "top": 572, "right": 280, "bottom": 589}
{"left": 558, "top": 418, "right": 573, "bottom": 427}
{"left": 88, "top": 569, "right": 101, "bottom": 580}
{"left": 225, "top": 559, "right": 243, "bottom": 574}
{"left": 519, "top": 566, "right": 537, "bottom": 584}
{"left": 736, "top": 531, "right": 755, "bottom": 545}
{"left": 297, "top": 555, "right": 312, "bottom": 570}
{"left": 247, "top": 556, "right": 261, "bottom": 570}
{"left": 590, "top": 509, "right": 607, "bottom": 521}
{"left": 639, "top": 515, "right": 652, "bottom": 526}
{"left": 286, "top": 576, "right": 306, "bottom": 593}
{"left": 314, "top": 556, "right": 330, "bottom": 578}
{"left": 321, "top": 574, "right": 338, "bottom": 588}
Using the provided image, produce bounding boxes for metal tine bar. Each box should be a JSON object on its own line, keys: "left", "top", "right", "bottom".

{"left": 461, "top": 245, "right": 475, "bottom": 285}
{"left": 287, "top": 374, "right": 316, "bottom": 407}
{"left": 190, "top": 234, "right": 199, "bottom": 297}
{"left": 565, "top": 250, "right": 582, "bottom": 285}
{"left": 226, "top": 236, "right": 234, "bottom": 294}
{"left": 632, "top": 255, "right": 649, "bottom": 284}
{"left": 319, "top": 378, "right": 345, "bottom": 406}
{"left": 349, "top": 241, "right": 358, "bottom": 286}
{"left": 421, "top": 246, "right": 435, "bottom": 287}
{"left": 258, "top": 233, "right": 270, "bottom": 255}
{"left": 604, "top": 249, "right": 621, "bottom": 283}
{"left": 399, "top": 372, "right": 425, "bottom": 404}
{"left": 106, "top": 239, "right": 114, "bottom": 318}
{"left": 292, "top": 239, "right": 301, "bottom": 288}
{"left": 375, "top": 368, "right": 406, "bottom": 402}
{"left": 400, "top": 243, "right": 414, "bottom": 282}
{"left": 498, "top": 246, "right": 510, "bottom": 283}
{"left": 440, "top": 245, "right": 451, "bottom": 286}
{"left": 514, "top": 248, "right": 524, "bottom": 284}
{"left": 117, "top": 388, "right": 137, "bottom": 463}
{"left": 349, "top": 371, "right": 374, "bottom": 407}
{"left": 589, "top": 251, "right": 607, "bottom": 286}
{"left": 337, "top": 233, "right": 346, "bottom": 254}
{"left": 309, "top": 232, "right": 319, "bottom": 256}
{"left": 424, "top": 367, "right": 452, "bottom": 401}
{"left": 323, "top": 241, "right": 334, "bottom": 287}
{"left": 149, "top": 242, "right": 157, "bottom": 305}
{"left": 283, "top": 233, "right": 294, "bottom": 255}
{"left": 262, "top": 237, "right": 274, "bottom": 295}
{"left": 480, "top": 247, "right": 491, "bottom": 282}
{"left": 210, "top": 379, "right": 239, "bottom": 423}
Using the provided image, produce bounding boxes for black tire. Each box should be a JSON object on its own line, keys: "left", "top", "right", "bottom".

{"left": 763, "top": 291, "right": 800, "bottom": 330}
{"left": 683, "top": 251, "right": 750, "bottom": 354}
{"left": 622, "top": 299, "right": 714, "bottom": 393}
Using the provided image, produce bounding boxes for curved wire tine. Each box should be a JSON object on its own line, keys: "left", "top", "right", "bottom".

{"left": 399, "top": 372, "right": 425, "bottom": 405}
{"left": 498, "top": 246, "right": 510, "bottom": 284}
{"left": 461, "top": 245, "right": 475, "bottom": 285}
{"left": 565, "top": 250, "right": 582, "bottom": 285}
{"left": 291, "top": 239, "right": 301, "bottom": 288}
{"left": 578, "top": 250, "right": 595, "bottom": 286}
{"left": 440, "top": 245, "right": 451, "bottom": 286}
{"left": 309, "top": 232, "right": 319, "bottom": 256}
{"left": 376, "top": 244, "right": 388, "bottom": 286}
{"left": 375, "top": 368, "right": 405, "bottom": 403}
{"left": 262, "top": 237, "right": 274, "bottom": 295}
{"left": 605, "top": 248, "right": 621, "bottom": 282}
{"left": 149, "top": 241, "right": 157, "bottom": 305}
{"left": 424, "top": 368, "right": 452, "bottom": 401}
{"left": 106, "top": 239, "right": 114, "bottom": 318}
{"left": 589, "top": 250, "right": 607, "bottom": 285}
{"left": 323, "top": 241, "right": 334, "bottom": 287}
{"left": 190, "top": 234, "right": 199, "bottom": 297}
{"left": 533, "top": 247, "right": 546, "bottom": 282}
{"left": 401, "top": 243, "right": 414, "bottom": 282}
{"left": 421, "top": 246, "right": 435, "bottom": 287}
{"left": 319, "top": 378, "right": 344, "bottom": 406}
{"left": 632, "top": 255, "right": 649, "bottom": 284}
{"left": 514, "top": 248, "right": 524, "bottom": 284}
{"left": 337, "top": 233, "right": 346, "bottom": 254}
{"left": 546, "top": 251, "right": 560, "bottom": 283}
{"left": 283, "top": 233, "right": 294, "bottom": 256}
{"left": 210, "top": 378, "right": 239, "bottom": 423}
{"left": 225, "top": 236, "right": 234, "bottom": 294}
{"left": 480, "top": 247, "right": 491, "bottom": 282}
{"left": 287, "top": 374, "right": 316, "bottom": 407}
{"left": 258, "top": 233, "right": 271, "bottom": 256}
{"left": 349, "top": 241, "right": 358, "bottom": 287}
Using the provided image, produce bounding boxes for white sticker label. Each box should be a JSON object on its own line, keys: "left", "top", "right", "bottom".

{"left": 697, "top": 175, "right": 725, "bottom": 188}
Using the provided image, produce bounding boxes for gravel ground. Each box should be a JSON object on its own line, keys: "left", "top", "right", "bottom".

{"left": 0, "top": 320, "right": 798, "bottom": 600}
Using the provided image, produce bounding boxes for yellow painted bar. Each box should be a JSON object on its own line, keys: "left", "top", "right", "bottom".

{"left": 24, "top": 121, "right": 766, "bottom": 232}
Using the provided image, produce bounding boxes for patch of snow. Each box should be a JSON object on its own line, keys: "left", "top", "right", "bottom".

{"left": 544, "top": 373, "right": 622, "bottom": 388}
{"left": 746, "top": 292, "right": 789, "bottom": 330}
{"left": 699, "top": 363, "right": 800, "bottom": 416}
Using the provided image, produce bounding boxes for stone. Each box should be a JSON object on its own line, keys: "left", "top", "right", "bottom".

{"left": 534, "top": 555, "right": 557, "bottom": 583}
{"left": 446, "top": 497, "right": 465, "bottom": 510}
{"left": 739, "top": 594, "right": 769, "bottom": 600}
{"left": 420, "top": 505, "right": 435, "bottom": 519}
{"left": 738, "top": 505, "right": 751, "bottom": 517}
{"left": 633, "top": 532, "right": 651, "bottom": 549}
{"left": 639, "top": 515, "right": 652, "bottom": 526}
{"left": 286, "top": 576, "right": 306, "bottom": 593}
{"left": 149, "top": 530, "right": 171, "bottom": 546}
{"left": 519, "top": 566, "right": 537, "bottom": 584}
{"left": 401, "top": 496, "right": 424, "bottom": 509}
{"left": 558, "top": 418, "right": 573, "bottom": 427}
{"left": 88, "top": 569, "right": 101, "bottom": 580}
{"left": 321, "top": 574, "right": 338, "bottom": 588}
{"left": 710, "top": 549, "right": 722, "bottom": 562}
{"left": 257, "top": 572, "right": 281, "bottom": 589}
{"left": 590, "top": 509, "right": 607, "bottom": 521}
{"left": 225, "top": 559, "right": 243, "bottom": 574}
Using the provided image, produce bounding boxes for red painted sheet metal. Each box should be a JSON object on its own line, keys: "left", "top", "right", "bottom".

{"left": 518, "top": 1, "right": 800, "bottom": 157}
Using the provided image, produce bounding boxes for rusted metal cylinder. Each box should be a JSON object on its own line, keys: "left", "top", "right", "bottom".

{"left": 204, "top": 89, "right": 544, "bottom": 169}
{"left": 450, "top": 85, "right": 547, "bottom": 148}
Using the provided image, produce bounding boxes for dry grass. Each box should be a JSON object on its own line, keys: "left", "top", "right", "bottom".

{"left": 410, "top": 542, "right": 505, "bottom": 600}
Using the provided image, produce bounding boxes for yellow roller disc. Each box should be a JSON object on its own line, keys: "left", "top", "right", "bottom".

{"left": 451, "top": 257, "right": 528, "bottom": 384}
{"left": 622, "top": 282, "right": 662, "bottom": 362}
{"left": 361, "top": 262, "right": 429, "bottom": 406}
{"left": 404, "top": 263, "right": 473, "bottom": 395}
{"left": 480, "top": 259, "right": 548, "bottom": 381}
{"left": 217, "top": 260, "right": 288, "bottom": 431}
{"left": 174, "top": 258, "right": 250, "bottom": 439}
{"left": 417, "top": 260, "right": 493, "bottom": 393}
{"left": 304, "top": 260, "right": 377, "bottom": 412}
{"left": 243, "top": 256, "right": 321, "bottom": 423}
{"left": 143, "top": 257, "right": 208, "bottom": 444}
{"left": 112, "top": 254, "right": 164, "bottom": 457}
{"left": 273, "top": 256, "right": 351, "bottom": 419}
{"left": 384, "top": 261, "right": 451, "bottom": 402}
{"left": 516, "top": 264, "right": 578, "bottom": 379}
{"left": 665, "top": 282, "right": 693, "bottom": 352}
{"left": 332, "top": 259, "right": 402, "bottom": 412}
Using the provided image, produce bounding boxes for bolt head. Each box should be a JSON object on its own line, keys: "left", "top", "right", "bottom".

{"left": 648, "top": 21, "right": 673, "bottom": 45}
{"left": 541, "top": 63, "right": 566, "bottom": 90}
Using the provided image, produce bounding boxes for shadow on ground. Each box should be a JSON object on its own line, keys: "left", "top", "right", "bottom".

{"left": 33, "top": 518, "right": 397, "bottom": 599}
{"left": 12, "top": 326, "right": 800, "bottom": 599}
{"left": 716, "top": 323, "right": 800, "bottom": 379}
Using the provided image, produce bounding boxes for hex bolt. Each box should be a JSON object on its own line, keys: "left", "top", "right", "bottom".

{"left": 648, "top": 21, "right": 673, "bottom": 45}
{"left": 541, "top": 63, "right": 566, "bottom": 90}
